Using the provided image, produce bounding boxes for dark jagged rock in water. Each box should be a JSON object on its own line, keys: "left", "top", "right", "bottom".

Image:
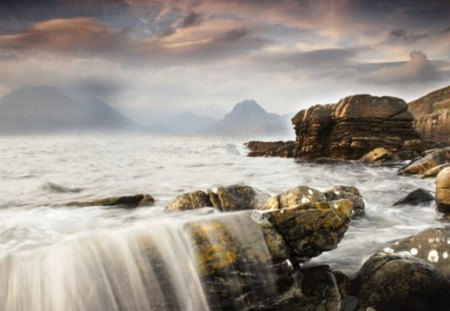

{"left": 393, "top": 188, "right": 434, "bottom": 206}
{"left": 292, "top": 95, "right": 422, "bottom": 160}
{"left": 245, "top": 140, "right": 296, "bottom": 157}
{"left": 409, "top": 85, "right": 450, "bottom": 145}
{"left": 353, "top": 252, "right": 450, "bottom": 311}
{"left": 385, "top": 228, "right": 450, "bottom": 278}
{"left": 67, "top": 194, "right": 154, "bottom": 208}
{"left": 165, "top": 185, "right": 270, "bottom": 212}
{"left": 436, "top": 167, "right": 450, "bottom": 213}
{"left": 398, "top": 147, "right": 450, "bottom": 177}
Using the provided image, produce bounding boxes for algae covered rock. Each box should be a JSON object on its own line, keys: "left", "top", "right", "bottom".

{"left": 324, "top": 185, "right": 365, "bottom": 216}
{"left": 165, "top": 190, "right": 212, "bottom": 211}
{"left": 386, "top": 227, "right": 450, "bottom": 278}
{"left": 67, "top": 193, "right": 154, "bottom": 208}
{"left": 436, "top": 167, "right": 450, "bottom": 213}
{"left": 260, "top": 186, "right": 327, "bottom": 210}
{"left": 254, "top": 199, "right": 354, "bottom": 263}
{"left": 208, "top": 185, "right": 270, "bottom": 212}
{"left": 353, "top": 252, "right": 450, "bottom": 311}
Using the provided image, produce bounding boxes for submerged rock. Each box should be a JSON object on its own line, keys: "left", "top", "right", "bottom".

{"left": 436, "top": 167, "right": 450, "bottom": 213}
{"left": 208, "top": 185, "right": 270, "bottom": 212}
{"left": 67, "top": 194, "right": 154, "bottom": 208}
{"left": 292, "top": 95, "right": 421, "bottom": 160}
{"left": 386, "top": 227, "right": 450, "bottom": 278}
{"left": 165, "top": 190, "right": 212, "bottom": 211}
{"left": 353, "top": 252, "right": 450, "bottom": 311}
{"left": 393, "top": 188, "right": 434, "bottom": 206}
{"left": 398, "top": 147, "right": 450, "bottom": 177}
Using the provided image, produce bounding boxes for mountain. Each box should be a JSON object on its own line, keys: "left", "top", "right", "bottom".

{"left": 158, "top": 112, "right": 218, "bottom": 135}
{"left": 0, "top": 86, "right": 139, "bottom": 134}
{"left": 204, "top": 100, "right": 290, "bottom": 137}
{"left": 408, "top": 85, "right": 450, "bottom": 145}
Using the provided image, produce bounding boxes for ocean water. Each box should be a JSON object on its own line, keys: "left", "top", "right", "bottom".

{"left": 0, "top": 134, "right": 446, "bottom": 310}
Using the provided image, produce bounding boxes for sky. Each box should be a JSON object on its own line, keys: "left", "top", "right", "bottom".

{"left": 0, "top": 0, "right": 449, "bottom": 120}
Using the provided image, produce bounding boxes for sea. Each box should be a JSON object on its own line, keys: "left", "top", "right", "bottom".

{"left": 0, "top": 134, "right": 445, "bottom": 310}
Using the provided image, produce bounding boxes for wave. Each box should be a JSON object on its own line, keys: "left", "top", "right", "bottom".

{"left": 41, "top": 182, "right": 83, "bottom": 194}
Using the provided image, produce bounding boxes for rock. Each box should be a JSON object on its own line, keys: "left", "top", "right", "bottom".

{"left": 245, "top": 140, "right": 296, "bottom": 158}
{"left": 208, "top": 185, "right": 270, "bottom": 212}
{"left": 359, "top": 147, "right": 397, "bottom": 164}
{"left": 436, "top": 167, "right": 450, "bottom": 213}
{"left": 386, "top": 228, "right": 450, "bottom": 278}
{"left": 253, "top": 199, "right": 354, "bottom": 264}
{"left": 398, "top": 147, "right": 450, "bottom": 177}
{"left": 409, "top": 85, "right": 450, "bottom": 145}
{"left": 324, "top": 186, "right": 365, "bottom": 217}
{"left": 260, "top": 186, "right": 327, "bottom": 210}
{"left": 423, "top": 163, "right": 450, "bottom": 178}
{"left": 393, "top": 188, "right": 434, "bottom": 206}
{"left": 353, "top": 252, "right": 450, "bottom": 311}
{"left": 67, "top": 194, "right": 154, "bottom": 208}
{"left": 165, "top": 190, "right": 212, "bottom": 211}
{"left": 292, "top": 95, "right": 421, "bottom": 160}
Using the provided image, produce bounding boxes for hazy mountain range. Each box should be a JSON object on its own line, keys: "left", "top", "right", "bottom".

{"left": 0, "top": 87, "right": 139, "bottom": 133}
{"left": 0, "top": 87, "right": 291, "bottom": 137}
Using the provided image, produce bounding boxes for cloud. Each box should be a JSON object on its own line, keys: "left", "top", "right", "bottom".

{"left": 388, "top": 28, "right": 429, "bottom": 43}
{"left": 361, "top": 51, "right": 447, "bottom": 84}
{"left": 0, "top": 17, "right": 270, "bottom": 66}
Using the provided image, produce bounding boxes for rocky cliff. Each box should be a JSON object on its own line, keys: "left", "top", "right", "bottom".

{"left": 408, "top": 85, "right": 450, "bottom": 145}
{"left": 292, "top": 94, "right": 421, "bottom": 159}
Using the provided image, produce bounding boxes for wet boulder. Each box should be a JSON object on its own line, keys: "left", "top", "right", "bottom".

{"left": 422, "top": 163, "right": 450, "bottom": 178}
{"left": 386, "top": 227, "right": 450, "bottom": 278}
{"left": 436, "top": 167, "right": 450, "bottom": 213}
{"left": 393, "top": 188, "right": 434, "bottom": 206}
{"left": 260, "top": 186, "right": 327, "bottom": 210}
{"left": 208, "top": 185, "right": 270, "bottom": 212}
{"left": 165, "top": 191, "right": 212, "bottom": 211}
{"left": 67, "top": 194, "right": 154, "bottom": 208}
{"left": 353, "top": 252, "right": 450, "bottom": 311}
{"left": 359, "top": 147, "right": 397, "bottom": 164}
{"left": 253, "top": 199, "right": 354, "bottom": 264}
{"left": 398, "top": 147, "right": 450, "bottom": 177}
{"left": 324, "top": 185, "right": 365, "bottom": 216}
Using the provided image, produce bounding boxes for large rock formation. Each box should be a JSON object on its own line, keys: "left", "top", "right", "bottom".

{"left": 292, "top": 95, "right": 421, "bottom": 159}
{"left": 409, "top": 85, "right": 450, "bottom": 145}
{"left": 436, "top": 167, "right": 450, "bottom": 213}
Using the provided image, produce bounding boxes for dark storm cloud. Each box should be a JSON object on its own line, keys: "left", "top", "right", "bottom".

{"left": 0, "top": 17, "right": 269, "bottom": 66}
{"left": 388, "top": 28, "right": 429, "bottom": 43}
{"left": 181, "top": 12, "right": 203, "bottom": 28}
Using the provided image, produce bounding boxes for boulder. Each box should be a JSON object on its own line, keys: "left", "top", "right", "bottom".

{"left": 436, "top": 167, "right": 450, "bottom": 213}
{"left": 393, "top": 188, "right": 434, "bottom": 206}
{"left": 409, "top": 85, "right": 450, "bottom": 145}
{"left": 359, "top": 147, "right": 397, "bottom": 164}
{"left": 422, "top": 163, "right": 450, "bottom": 178}
{"left": 386, "top": 228, "right": 450, "bottom": 278}
{"left": 324, "top": 185, "right": 365, "bottom": 216}
{"left": 165, "top": 191, "right": 212, "bottom": 211}
{"left": 67, "top": 194, "right": 154, "bottom": 208}
{"left": 353, "top": 252, "right": 450, "bottom": 311}
{"left": 253, "top": 199, "right": 354, "bottom": 264}
{"left": 292, "top": 95, "right": 421, "bottom": 160}
{"left": 260, "top": 186, "right": 327, "bottom": 210}
{"left": 208, "top": 185, "right": 271, "bottom": 212}
{"left": 185, "top": 199, "right": 354, "bottom": 311}
{"left": 398, "top": 147, "right": 450, "bottom": 177}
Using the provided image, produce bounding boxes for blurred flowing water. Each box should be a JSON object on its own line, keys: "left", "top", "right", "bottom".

{"left": 0, "top": 134, "right": 446, "bottom": 310}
